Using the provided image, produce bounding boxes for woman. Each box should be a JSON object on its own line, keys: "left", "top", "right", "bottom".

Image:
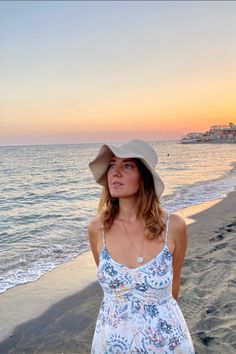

{"left": 88, "top": 139, "right": 195, "bottom": 353}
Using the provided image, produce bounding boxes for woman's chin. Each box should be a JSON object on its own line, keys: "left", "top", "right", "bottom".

{"left": 110, "top": 191, "right": 122, "bottom": 198}
{"left": 110, "top": 191, "right": 139, "bottom": 199}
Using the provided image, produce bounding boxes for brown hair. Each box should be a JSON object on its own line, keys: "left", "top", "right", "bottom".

{"left": 98, "top": 159, "right": 165, "bottom": 239}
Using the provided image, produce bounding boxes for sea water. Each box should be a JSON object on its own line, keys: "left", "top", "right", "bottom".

{"left": 0, "top": 141, "right": 235, "bottom": 293}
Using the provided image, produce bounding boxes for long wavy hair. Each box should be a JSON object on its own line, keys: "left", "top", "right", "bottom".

{"left": 98, "top": 159, "right": 165, "bottom": 239}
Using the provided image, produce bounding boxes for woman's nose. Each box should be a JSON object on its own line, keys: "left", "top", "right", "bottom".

{"left": 112, "top": 165, "right": 122, "bottom": 176}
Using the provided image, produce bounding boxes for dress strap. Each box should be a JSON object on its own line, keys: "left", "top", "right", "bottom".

{"left": 165, "top": 213, "right": 170, "bottom": 243}
{"left": 102, "top": 228, "right": 106, "bottom": 248}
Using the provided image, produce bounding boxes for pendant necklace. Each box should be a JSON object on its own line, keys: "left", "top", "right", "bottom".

{"left": 121, "top": 220, "right": 145, "bottom": 264}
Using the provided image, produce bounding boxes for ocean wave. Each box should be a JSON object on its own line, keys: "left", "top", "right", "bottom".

{"left": 0, "top": 142, "right": 235, "bottom": 294}
{"left": 0, "top": 241, "right": 90, "bottom": 294}
{"left": 163, "top": 162, "right": 236, "bottom": 212}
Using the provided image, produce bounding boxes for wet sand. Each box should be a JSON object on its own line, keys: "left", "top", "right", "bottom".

{"left": 0, "top": 191, "right": 235, "bottom": 354}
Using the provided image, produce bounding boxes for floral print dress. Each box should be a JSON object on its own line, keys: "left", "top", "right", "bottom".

{"left": 91, "top": 214, "right": 195, "bottom": 353}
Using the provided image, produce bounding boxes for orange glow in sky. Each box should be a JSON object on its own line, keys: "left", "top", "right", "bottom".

{"left": 0, "top": 1, "right": 236, "bottom": 145}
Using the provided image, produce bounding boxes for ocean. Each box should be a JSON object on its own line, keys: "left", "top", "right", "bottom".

{"left": 0, "top": 141, "right": 235, "bottom": 294}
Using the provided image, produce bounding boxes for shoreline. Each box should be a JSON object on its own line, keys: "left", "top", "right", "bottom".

{"left": 0, "top": 198, "right": 221, "bottom": 342}
{"left": 0, "top": 191, "right": 235, "bottom": 353}
{"left": 0, "top": 251, "right": 97, "bottom": 343}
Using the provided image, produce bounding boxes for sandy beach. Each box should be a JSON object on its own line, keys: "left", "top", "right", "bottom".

{"left": 0, "top": 191, "right": 235, "bottom": 354}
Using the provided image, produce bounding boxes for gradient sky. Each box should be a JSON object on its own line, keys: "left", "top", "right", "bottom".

{"left": 0, "top": 1, "right": 236, "bottom": 145}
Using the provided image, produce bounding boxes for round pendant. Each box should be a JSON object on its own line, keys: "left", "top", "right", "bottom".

{"left": 137, "top": 256, "right": 144, "bottom": 264}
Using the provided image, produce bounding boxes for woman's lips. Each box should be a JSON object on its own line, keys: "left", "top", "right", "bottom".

{"left": 112, "top": 181, "right": 123, "bottom": 186}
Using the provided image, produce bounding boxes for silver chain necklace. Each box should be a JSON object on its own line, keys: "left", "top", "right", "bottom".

{"left": 121, "top": 220, "right": 145, "bottom": 264}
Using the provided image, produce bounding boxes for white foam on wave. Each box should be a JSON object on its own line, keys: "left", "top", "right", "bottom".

{"left": 163, "top": 161, "right": 236, "bottom": 212}
{"left": 1, "top": 142, "right": 235, "bottom": 294}
{"left": 0, "top": 241, "right": 90, "bottom": 293}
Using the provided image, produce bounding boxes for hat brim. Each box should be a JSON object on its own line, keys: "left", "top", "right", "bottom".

{"left": 89, "top": 143, "right": 164, "bottom": 199}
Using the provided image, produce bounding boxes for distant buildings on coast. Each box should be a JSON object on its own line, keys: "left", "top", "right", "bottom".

{"left": 181, "top": 122, "right": 236, "bottom": 144}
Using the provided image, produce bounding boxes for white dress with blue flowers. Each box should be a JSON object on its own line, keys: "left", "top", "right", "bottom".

{"left": 91, "top": 214, "right": 195, "bottom": 353}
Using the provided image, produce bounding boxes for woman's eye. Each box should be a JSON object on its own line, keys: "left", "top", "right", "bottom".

{"left": 124, "top": 163, "right": 133, "bottom": 170}
{"left": 108, "top": 163, "right": 116, "bottom": 170}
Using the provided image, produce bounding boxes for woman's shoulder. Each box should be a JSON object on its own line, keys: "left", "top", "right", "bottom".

{"left": 162, "top": 210, "right": 186, "bottom": 229}
{"left": 168, "top": 213, "right": 187, "bottom": 245}
{"left": 88, "top": 215, "right": 103, "bottom": 236}
{"left": 169, "top": 213, "right": 186, "bottom": 230}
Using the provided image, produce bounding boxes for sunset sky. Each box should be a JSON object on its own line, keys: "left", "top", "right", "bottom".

{"left": 0, "top": 1, "right": 236, "bottom": 145}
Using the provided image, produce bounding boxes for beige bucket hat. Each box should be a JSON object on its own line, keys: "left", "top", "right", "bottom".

{"left": 89, "top": 139, "right": 165, "bottom": 199}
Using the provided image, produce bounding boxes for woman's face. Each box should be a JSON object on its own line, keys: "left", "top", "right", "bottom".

{"left": 107, "top": 156, "right": 141, "bottom": 198}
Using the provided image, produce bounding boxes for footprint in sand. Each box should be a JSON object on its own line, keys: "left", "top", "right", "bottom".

{"left": 209, "top": 234, "right": 224, "bottom": 242}
{"left": 226, "top": 222, "right": 236, "bottom": 227}
{"left": 180, "top": 264, "right": 231, "bottom": 322}
{"left": 209, "top": 242, "right": 228, "bottom": 252}
{"left": 209, "top": 222, "right": 236, "bottom": 242}
{"left": 181, "top": 221, "right": 236, "bottom": 325}
{"left": 197, "top": 332, "right": 214, "bottom": 347}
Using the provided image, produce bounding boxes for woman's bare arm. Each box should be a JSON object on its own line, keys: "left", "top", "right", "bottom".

{"left": 88, "top": 217, "right": 101, "bottom": 266}
{"left": 171, "top": 214, "right": 188, "bottom": 301}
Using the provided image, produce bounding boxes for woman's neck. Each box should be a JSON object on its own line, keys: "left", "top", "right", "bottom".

{"left": 117, "top": 197, "right": 139, "bottom": 222}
